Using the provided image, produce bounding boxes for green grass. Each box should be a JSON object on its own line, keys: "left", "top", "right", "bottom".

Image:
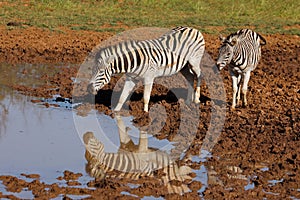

{"left": 0, "top": 0, "right": 299, "bottom": 35}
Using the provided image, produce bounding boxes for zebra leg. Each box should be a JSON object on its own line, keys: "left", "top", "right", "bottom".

{"left": 194, "top": 76, "right": 201, "bottom": 104}
{"left": 236, "top": 74, "right": 242, "bottom": 107}
{"left": 230, "top": 71, "right": 239, "bottom": 110}
{"left": 241, "top": 71, "right": 251, "bottom": 107}
{"left": 115, "top": 77, "right": 136, "bottom": 111}
{"left": 180, "top": 66, "right": 194, "bottom": 105}
{"left": 188, "top": 59, "right": 202, "bottom": 104}
{"left": 143, "top": 79, "right": 154, "bottom": 112}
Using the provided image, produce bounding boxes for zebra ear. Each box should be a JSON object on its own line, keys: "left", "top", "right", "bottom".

{"left": 219, "top": 34, "right": 226, "bottom": 42}
{"left": 229, "top": 37, "right": 238, "bottom": 46}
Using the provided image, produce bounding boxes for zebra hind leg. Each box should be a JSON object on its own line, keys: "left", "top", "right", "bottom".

{"left": 230, "top": 72, "right": 239, "bottom": 110}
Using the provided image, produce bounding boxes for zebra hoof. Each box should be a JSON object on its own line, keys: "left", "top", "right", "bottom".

{"left": 194, "top": 99, "right": 200, "bottom": 104}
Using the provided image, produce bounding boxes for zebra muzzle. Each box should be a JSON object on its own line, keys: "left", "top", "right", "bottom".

{"left": 216, "top": 63, "right": 224, "bottom": 71}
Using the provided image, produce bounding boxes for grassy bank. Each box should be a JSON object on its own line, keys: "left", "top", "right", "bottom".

{"left": 0, "top": 0, "right": 299, "bottom": 35}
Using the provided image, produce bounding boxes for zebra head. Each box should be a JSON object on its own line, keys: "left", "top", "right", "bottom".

{"left": 216, "top": 35, "right": 238, "bottom": 71}
{"left": 87, "top": 56, "right": 114, "bottom": 95}
{"left": 83, "top": 132, "right": 107, "bottom": 180}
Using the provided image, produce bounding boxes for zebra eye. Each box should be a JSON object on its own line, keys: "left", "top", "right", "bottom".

{"left": 97, "top": 59, "right": 104, "bottom": 67}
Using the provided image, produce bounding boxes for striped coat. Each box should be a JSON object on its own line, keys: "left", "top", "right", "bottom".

{"left": 88, "top": 27, "right": 205, "bottom": 112}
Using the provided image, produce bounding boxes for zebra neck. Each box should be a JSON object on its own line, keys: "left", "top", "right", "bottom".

{"left": 232, "top": 47, "right": 241, "bottom": 61}
{"left": 107, "top": 60, "right": 127, "bottom": 75}
{"left": 102, "top": 66, "right": 114, "bottom": 84}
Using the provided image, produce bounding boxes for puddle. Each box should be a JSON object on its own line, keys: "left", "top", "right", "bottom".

{"left": 0, "top": 87, "right": 90, "bottom": 184}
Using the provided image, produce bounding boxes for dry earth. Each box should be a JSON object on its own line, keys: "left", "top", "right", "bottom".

{"left": 0, "top": 25, "right": 299, "bottom": 199}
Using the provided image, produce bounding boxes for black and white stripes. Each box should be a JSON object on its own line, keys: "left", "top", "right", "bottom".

{"left": 88, "top": 27, "right": 205, "bottom": 112}
{"left": 83, "top": 131, "right": 192, "bottom": 194}
{"left": 216, "top": 29, "right": 266, "bottom": 109}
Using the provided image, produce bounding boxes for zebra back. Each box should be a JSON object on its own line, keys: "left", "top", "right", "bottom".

{"left": 157, "top": 26, "right": 205, "bottom": 60}
{"left": 93, "top": 26, "right": 204, "bottom": 79}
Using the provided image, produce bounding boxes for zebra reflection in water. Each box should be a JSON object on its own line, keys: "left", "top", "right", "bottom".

{"left": 83, "top": 115, "right": 193, "bottom": 195}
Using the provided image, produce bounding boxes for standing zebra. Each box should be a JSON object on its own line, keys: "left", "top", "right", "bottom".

{"left": 216, "top": 29, "right": 266, "bottom": 109}
{"left": 88, "top": 27, "right": 205, "bottom": 112}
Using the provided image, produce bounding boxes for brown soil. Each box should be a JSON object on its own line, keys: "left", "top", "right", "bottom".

{"left": 0, "top": 25, "right": 299, "bottom": 199}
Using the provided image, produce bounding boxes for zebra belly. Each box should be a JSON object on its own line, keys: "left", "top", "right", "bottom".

{"left": 127, "top": 62, "right": 184, "bottom": 80}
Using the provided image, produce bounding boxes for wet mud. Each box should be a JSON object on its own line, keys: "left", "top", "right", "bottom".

{"left": 0, "top": 25, "right": 299, "bottom": 199}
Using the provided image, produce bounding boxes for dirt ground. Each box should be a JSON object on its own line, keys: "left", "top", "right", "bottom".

{"left": 0, "top": 25, "right": 299, "bottom": 199}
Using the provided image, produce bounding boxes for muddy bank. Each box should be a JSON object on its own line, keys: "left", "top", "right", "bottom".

{"left": 0, "top": 25, "right": 299, "bottom": 199}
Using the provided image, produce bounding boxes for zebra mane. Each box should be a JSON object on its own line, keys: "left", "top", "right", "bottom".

{"left": 224, "top": 29, "right": 251, "bottom": 42}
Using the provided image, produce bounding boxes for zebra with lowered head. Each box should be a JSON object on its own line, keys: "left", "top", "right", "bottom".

{"left": 216, "top": 29, "right": 266, "bottom": 109}
{"left": 83, "top": 128, "right": 193, "bottom": 194}
{"left": 88, "top": 26, "right": 205, "bottom": 112}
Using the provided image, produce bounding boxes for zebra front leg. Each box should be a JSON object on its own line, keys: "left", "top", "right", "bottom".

{"left": 236, "top": 74, "right": 242, "bottom": 107}
{"left": 143, "top": 79, "right": 154, "bottom": 112}
{"left": 189, "top": 59, "right": 202, "bottom": 104}
{"left": 180, "top": 66, "right": 194, "bottom": 105}
{"left": 115, "top": 77, "right": 136, "bottom": 111}
{"left": 241, "top": 71, "right": 251, "bottom": 107}
{"left": 230, "top": 72, "right": 239, "bottom": 110}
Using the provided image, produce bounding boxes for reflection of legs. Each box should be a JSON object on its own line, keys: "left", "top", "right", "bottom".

{"left": 115, "top": 114, "right": 131, "bottom": 144}
{"left": 143, "top": 79, "right": 154, "bottom": 112}
{"left": 230, "top": 70, "right": 238, "bottom": 109}
{"left": 138, "top": 131, "right": 149, "bottom": 152}
{"left": 115, "top": 77, "right": 136, "bottom": 111}
{"left": 242, "top": 71, "right": 251, "bottom": 107}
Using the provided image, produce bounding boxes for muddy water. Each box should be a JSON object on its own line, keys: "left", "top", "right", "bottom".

{"left": 0, "top": 90, "right": 83, "bottom": 176}
{"left": 0, "top": 64, "right": 91, "bottom": 198}
{"left": 0, "top": 64, "right": 207, "bottom": 198}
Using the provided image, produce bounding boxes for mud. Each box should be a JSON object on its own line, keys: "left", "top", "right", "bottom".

{"left": 0, "top": 25, "right": 299, "bottom": 199}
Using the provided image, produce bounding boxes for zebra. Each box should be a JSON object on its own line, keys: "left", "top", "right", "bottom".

{"left": 87, "top": 26, "right": 205, "bottom": 112}
{"left": 83, "top": 115, "right": 193, "bottom": 194}
{"left": 216, "top": 29, "right": 266, "bottom": 110}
